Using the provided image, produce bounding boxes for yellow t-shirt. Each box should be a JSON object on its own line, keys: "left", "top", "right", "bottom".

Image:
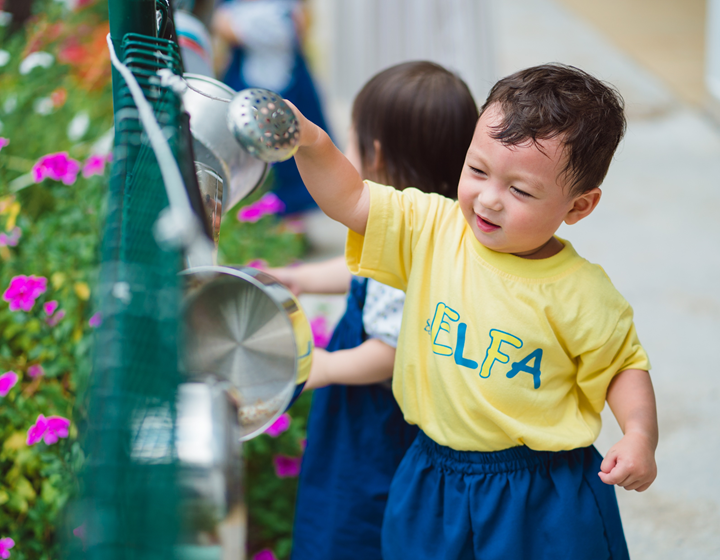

{"left": 346, "top": 182, "right": 650, "bottom": 452}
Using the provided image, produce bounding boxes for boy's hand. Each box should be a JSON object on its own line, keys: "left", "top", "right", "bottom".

{"left": 266, "top": 266, "right": 303, "bottom": 296}
{"left": 283, "top": 99, "right": 321, "bottom": 149}
{"left": 599, "top": 431, "right": 657, "bottom": 492}
{"left": 304, "top": 348, "right": 330, "bottom": 390}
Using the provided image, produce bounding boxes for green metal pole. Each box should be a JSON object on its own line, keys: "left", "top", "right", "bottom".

{"left": 108, "top": 0, "right": 157, "bottom": 110}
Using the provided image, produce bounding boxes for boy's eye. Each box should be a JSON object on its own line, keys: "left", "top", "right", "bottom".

{"left": 469, "top": 166, "right": 486, "bottom": 176}
{"left": 510, "top": 186, "right": 532, "bottom": 198}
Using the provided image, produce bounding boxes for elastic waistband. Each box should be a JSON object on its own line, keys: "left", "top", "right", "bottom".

{"left": 415, "top": 431, "right": 592, "bottom": 475}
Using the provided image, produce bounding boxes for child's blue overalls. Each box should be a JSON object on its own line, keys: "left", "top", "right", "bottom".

{"left": 290, "top": 277, "right": 419, "bottom": 560}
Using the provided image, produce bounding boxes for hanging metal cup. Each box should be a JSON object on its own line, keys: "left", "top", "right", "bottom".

{"left": 181, "top": 74, "right": 268, "bottom": 213}
{"left": 181, "top": 266, "right": 312, "bottom": 441}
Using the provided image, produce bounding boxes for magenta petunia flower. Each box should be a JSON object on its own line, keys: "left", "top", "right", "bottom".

{"left": 44, "top": 300, "right": 58, "bottom": 316}
{"left": 27, "top": 364, "right": 44, "bottom": 378}
{"left": 26, "top": 414, "right": 70, "bottom": 446}
{"left": 273, "top": 454, "right": 302, "bottom": 478}
{"left": 82, "top": 154, "right": 108, "bottom": 178}
{"left": 252, "top": 550, "right": 278, "bottom": 560}
{"left": 88, "top": 312, "right": 102, "bottom": 328}
{"left": 310, "top": 316, "right": 332, "bottom": 349}
{"left": 32, "top": 152, "right": 81, "bottom": 185}
{"left": 0, "top": 138, "right": 8, "bottom": 152}
{"left": 0, "top": 537, "right": 14, "bottom": 559}
{"left": 264, "top": 413, "right": 291, "bottom": 437}
{"left": 0, "top": 227, "right": 21, "bottom": 247}
{"left": 3, "top": 275, "right": 47, "bottom": 312}
{"left": 236, "top": 193, "right": 286, "bottom": 223}
{"left": 47, "top": 309, "right": 66, "bottom": 327}
{"left": 0, "top": 371, "right": 18, "bottom": 397}
{"left": 246, "top": 259, "right": 268, "bottom": 269}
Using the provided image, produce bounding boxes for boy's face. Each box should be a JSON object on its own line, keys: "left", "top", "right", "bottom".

{"left": 457, "top": 104, "right": 598, "bottom": 258}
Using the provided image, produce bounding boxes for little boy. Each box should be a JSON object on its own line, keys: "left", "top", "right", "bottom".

{"left": 288, "top": 64, "right": 657, "bottom": 559}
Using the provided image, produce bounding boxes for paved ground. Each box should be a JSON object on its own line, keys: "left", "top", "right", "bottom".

{"left": 302, "top": 1, "right": 720, "bottom": 556}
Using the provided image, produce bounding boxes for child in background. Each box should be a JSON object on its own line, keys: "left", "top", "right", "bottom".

{"left": 211, "top": 0, "right": 332, "bottom": 215}
{"left": 287, "top": 64, "right": 658, "bottom": 560}
{"left": 270, "top": 62, "right": 478, "bottom": 560}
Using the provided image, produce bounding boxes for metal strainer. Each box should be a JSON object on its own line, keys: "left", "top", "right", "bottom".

{"left": 227, "top": 88, "right": 300, "bottom": 163}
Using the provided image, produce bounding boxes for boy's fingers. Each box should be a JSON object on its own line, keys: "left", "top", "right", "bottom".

{"left": 599, "top": 450, "right": 618, "bottom": 474}
{"left": 598, "top": 462, "right": 631, "bottom": 486}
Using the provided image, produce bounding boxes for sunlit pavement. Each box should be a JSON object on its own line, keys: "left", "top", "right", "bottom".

{"left": 300, "top": 1, "right": 720, "bottom": 556}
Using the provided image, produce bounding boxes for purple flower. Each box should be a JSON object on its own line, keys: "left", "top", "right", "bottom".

{"left": 32, "top": 152, "right": 81, "bottom": 185}
{"left": 237, "top": 193, "right": 286, "bottom": 223}
{"left": 47, "top": 309, "right": 66, "bottom": 327}
{"left": 2, "top": 275, "right": 47, "bottom": 312}
{"left": 0, "top": 371, "right": 18, "bottom": 397}
{"left": 272, "top": 454, "right": 302, "bottom": 478}
{"left": 0, "top": 138, "right": 9, "bottom": 152}
{"left": 27, "top": 364, "right": 44, "bottom": 378}
{"left": 26, "top": 414, "right": 71, "bottom": 446}
{"left": 0, "top": 537, "right": 14, "bottom": 559}
{"left": 88, "top": 312, "right": 102, "bottom": 328}
{"left": 0, "top": 227, "right": 21, "bottom": 247}
{"left": 44, "top": 300, "right": 58, "bottom": 316}
{"left": 264, "top": 413, "right": 291, "bottom": 437}
{"left": 252, "top": 550, "right": 278, "bottom": 560}
{"left": 82, "top": 154, "right": 108, "bottom": 178}
{"left": 310, "top": 316, "right": 332, "bottom": 349}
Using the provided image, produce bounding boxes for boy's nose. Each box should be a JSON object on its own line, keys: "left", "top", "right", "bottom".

{"left": 478, "top": 185, "right": 503, "bottom": 212}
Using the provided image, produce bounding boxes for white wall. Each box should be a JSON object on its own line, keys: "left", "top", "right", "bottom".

{"left": 309, "top": 0, "right": 496, "bottom": 141}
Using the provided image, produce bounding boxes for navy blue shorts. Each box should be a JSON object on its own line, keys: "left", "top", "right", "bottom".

{"left": 382, "top": 432, "right": 629, "bottom": 560}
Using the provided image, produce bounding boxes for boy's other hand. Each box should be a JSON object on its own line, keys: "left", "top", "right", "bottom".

{"left": 266, "top": 267, "right": 303, "bottom": 296}
{"left": 598, "top": 431, "right": 657, "bottom": 492}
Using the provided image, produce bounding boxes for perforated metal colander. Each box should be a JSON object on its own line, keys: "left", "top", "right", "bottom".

{"left": 227, "top": 88, "right": 300, "bottom": 163}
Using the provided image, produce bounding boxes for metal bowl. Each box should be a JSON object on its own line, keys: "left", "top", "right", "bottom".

{"left": 182, "top": 74, "right": 268, "bottom": 213}
{"left": 181, "top": 266, "right": 312, "bottom": 440}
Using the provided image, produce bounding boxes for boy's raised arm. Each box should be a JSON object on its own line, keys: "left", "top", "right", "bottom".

{"left": 288, "top": 101, "right": 371, "bottom": 235}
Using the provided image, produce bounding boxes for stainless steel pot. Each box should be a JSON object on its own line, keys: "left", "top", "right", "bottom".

{"left": 181, "top": 266, "right": 313, "bottom": 440}
{"left": 182, "top": 74, "right": 268, "bottom": 213}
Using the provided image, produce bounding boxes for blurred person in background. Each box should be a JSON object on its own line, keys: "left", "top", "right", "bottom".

{"left": 212, "top": 0, "right": 332, "bottom": 216}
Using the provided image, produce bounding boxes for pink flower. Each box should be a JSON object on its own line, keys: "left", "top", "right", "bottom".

{"left": 32, "top": 152, "right": 81, "bottom": 185}
{"left": 0, "top": 371, "right": 18, "bottom": 397}
{"left": 310, "top": 316, "right": 332, "bottom": 349}
{"left": 246, "top": 259, "right": 268, "bottom": 269}
{"left": 236, "top": 193, "right": 286, "bottom": 222}
{"left": 273, "top": 454, "right": 302, "bottom": 478}
{"left": 88, "top": 312, "right": 102, "bottom": 327}
{"left": 82, "top": 154, "right": 108, "bottom": 178}
{"left": 252, "top": 550, "right": 278, "bottom": 560}
{"left": 44, "top": 300, "right": 58, "bottom": 315}
{"left": 0, "top": 227, "right": 21, "bottom": 247}
{"left": 3, "top": 275, "right": 47, "bottom": 312}
{"left": 27, "top": 364, "right": 44, "bottom": 378}
{"left": 0, "top": 138, "right": 8, "bottom": 152}
{"left": 264, "top": 413, "right": 291, "bottom": 437}
{"left": 47, "top": 309, "right": 66, "bottom": 326}
{"left": 26, "top": 414, "right": 71, "bottom": 446}
{"left": 0, "top": 537, "right": 14, "bottom": 559}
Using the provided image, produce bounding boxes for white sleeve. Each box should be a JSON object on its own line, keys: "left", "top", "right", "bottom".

{"left": 224, "top": 1, "right": 295, "bottom": 51}
{"left": 362, "top": 279, "right": 405, "bottom": 348}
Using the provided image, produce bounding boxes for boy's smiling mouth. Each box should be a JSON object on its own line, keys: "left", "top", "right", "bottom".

{"left": 476, "top": 214, "right": 500, "bottom": 233}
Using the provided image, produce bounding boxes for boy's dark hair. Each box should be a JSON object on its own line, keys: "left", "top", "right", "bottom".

{"left": 352, "top": 61, "right": 478, "bottom": 199}
{"left": 480, "top": 63, "right": 626, "bottom": 196}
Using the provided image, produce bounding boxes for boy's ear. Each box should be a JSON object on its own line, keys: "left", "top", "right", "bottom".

{"left": 564, "top": 188, "right": 601, "bottom": 225}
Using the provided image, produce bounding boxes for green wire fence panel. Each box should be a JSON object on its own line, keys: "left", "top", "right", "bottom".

{"left": 70, "top": 29, "right": 190, "bottom": 560}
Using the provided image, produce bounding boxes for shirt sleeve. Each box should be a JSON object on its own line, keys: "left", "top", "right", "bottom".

{"left": 362, "top": 280, "right": 405, "bottom": 348}
{"left": 576, "top": 304, "right": 651, "bottom": 414}
{"left": 346, "top": 181, "right": 446, "bottom": 291}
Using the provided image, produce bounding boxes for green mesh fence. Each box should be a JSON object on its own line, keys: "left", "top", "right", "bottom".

{"left": 69, "top": 29, "right": 194, "bottom": 560}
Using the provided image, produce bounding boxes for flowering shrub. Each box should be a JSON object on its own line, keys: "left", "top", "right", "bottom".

{"left": 0, "top": 2, "right": 312, "bottom": 559}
